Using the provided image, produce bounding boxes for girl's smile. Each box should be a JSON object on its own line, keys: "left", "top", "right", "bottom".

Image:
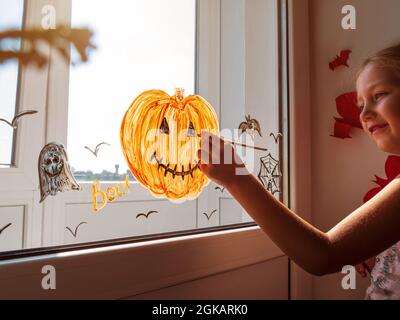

{"left": 369, "top": 123, "right": 389, "bottom": 135}
{"left": 357, "top": 63, "right": 400, "bottom": 154}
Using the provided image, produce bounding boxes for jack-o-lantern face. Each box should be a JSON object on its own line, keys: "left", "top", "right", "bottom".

{"left": 120, "top": 88, "right": 219, "bottom": 201}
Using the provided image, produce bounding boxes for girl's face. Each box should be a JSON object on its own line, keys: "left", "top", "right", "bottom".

{"left": 357, "top": 63, "right": 400, "bottom": 154}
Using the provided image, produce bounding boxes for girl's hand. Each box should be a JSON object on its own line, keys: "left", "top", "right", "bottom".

{"left": 355, "top": 257, "right": 376, "bottom": 278}
{"left": 197, "top": 131, "right": 248, "bottom": 188}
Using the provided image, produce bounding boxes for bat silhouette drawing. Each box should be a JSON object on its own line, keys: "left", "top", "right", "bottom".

{"left": 0, "top": 110, "right": 38, "bottom": 129}
{"left": 0, "top": 223, "right": 12, "bottom": 235}
{"left": 331, "top": 92, "right": 362, "bottom": 139}
{"left": 203, "top": 209, "right": 217, "bottom": 221}
{"left": 136, "top": 210, "right": 158, "bottom": 219}
{"left": 363, "top": 156, "right": 400, "bottom": 203}
{"left": 239, "top": 115, "right": 262, "bottom": 138}
{"left": 214, "top": 186, "right": 225, "bottom": 193}
{"left": 270, "top": 132, "right": 283, "bottom": 144}
{"left": 84, "top": 142, "right": 111, "bottom": 157}
{"left": 66, "top": 222, "right": 87, "bottom": 238}
{"left": 329, "top": 49, "right": 352, "bottom": 71}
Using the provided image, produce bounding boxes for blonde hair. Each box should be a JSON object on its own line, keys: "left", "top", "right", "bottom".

{"left": 357, "top": 43, "right": 400, "bottom": 79}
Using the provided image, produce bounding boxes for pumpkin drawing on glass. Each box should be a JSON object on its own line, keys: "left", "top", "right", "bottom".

{"left": 120, "top": 88, "right": 219, "bottom": 201}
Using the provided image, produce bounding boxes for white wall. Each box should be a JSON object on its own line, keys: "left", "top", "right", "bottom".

{"left": 308, "top": 0, "right": 400, "bottom": 299}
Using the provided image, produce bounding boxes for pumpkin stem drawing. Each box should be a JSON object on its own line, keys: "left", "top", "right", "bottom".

{"left": 120, "top": 88, "right": 219, "bottom": 202}
{"left": 174, "top": 87, "right": 185, "bottom": 102}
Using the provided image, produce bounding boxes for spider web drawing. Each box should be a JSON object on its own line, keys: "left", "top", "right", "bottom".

{"left": 258, "top": 154, "right": 282, "bottom": 195}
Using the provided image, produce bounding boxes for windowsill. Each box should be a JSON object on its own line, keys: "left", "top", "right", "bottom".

{"left": 1, "top": 225, "right": 255, "bottom": 264}
{"left": 0, "top": 225, "right": 283, "bottom": 299}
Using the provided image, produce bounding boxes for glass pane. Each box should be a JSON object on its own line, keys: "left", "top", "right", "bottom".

{"left": 0, "top": 0, "right": 24, "bottom": 167}
{"left": 68, "top": 0, "right": 196, "bottom": 181}
{"left": 0, "top": 0, "right": 284, "bottom": 255}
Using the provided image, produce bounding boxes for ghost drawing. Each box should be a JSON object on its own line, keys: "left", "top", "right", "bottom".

{"left": 38, "top": 142, "right": 81, "bottom": 203}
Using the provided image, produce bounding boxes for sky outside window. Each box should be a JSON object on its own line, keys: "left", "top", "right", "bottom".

{"left": 67, "top": 0, "right": 196, "bottom": 180}
{"left": 0, "top": 0, "right": 24, "bottom": 166}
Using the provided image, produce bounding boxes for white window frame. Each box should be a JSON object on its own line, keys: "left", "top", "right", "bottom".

{"left": 0, "top": 0, "right": 292, "bottom": 299}
{"left": 287, "top": 0, "right": 313, "bottom": 300}
{"left": 41, "top": 0, "right": 249, "bottom": 248}
{"left": 0, "top": 0, "right": 53, "bottom": 250}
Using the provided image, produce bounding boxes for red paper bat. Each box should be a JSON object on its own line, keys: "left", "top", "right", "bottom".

{"left": 364, "top": 156, "right": 400, "bottom": 202}
{"left": 331, "top": 92, "right": 363, "bottom": 139}
{"left": 329, "top": 50, "right": 352, "bottom": 71}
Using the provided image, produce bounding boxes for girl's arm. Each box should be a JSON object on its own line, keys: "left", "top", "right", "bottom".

{"left": 198, "top": 133, "right": 400, "bottom": 276}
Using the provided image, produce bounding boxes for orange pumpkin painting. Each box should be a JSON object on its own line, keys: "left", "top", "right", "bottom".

{"left": 120, "top": 88, "right": 219, "bottom": 201}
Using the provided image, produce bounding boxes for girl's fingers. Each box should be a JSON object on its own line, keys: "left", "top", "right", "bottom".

{"left": 355, "top": 264, "right": 365, "bottom": 274}
{"left": 198, "top": 163, "right": 207, "bottom": 174}
{"left": 201, "top": 131, "right": 223, "bottom": 148}
{"left": 362, "top": 262, "right": 372, "bottom": 274}
{"left": 200, "top": 134, "right": 213, "bottom": 162}
{"left": 197, "top": 147, "right": 210, "bottom": 164}
{"left": 366, "top": 257, "right": 376, "bottom": 270}
{"left": 199, "top": 132, "right": 223, "bottom": 164}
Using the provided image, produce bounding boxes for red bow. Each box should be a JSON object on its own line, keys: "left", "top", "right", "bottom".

{"left": 331, "top": 92, "right": 363, "bottom": 139}
{"left": 364, "top": 156, "right": 400, "bottom": 202}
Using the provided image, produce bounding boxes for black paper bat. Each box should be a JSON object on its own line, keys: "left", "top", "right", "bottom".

{"left": 270, "top": 132, "right": 282, "bottom": 144}
{"left": 203, "top": 209, "right": 217, "bottom": 221}
{"left": 214, "top": 186, "right": 225, "bottom": 193}
{"left": 0, "top": 223, "right": 12, "bottom": 235}
{"left": 0, "top": 110, "right": 38, "bottom": 129}
{"left": 329, "top": 50, "right": 352, "bottom": 71}
{"left": 239, "top": 115, "right": 262, "bottom": 137}
{"left": 66, "top": 222, "right": 87, "bottom": 238}
{"left": 84, "top": 142, "right": 110, "bottom": 157}
{"left": 136, "top": 210, "right": 158, "bottom": 219}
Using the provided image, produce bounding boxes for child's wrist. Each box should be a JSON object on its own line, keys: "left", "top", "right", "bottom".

{"left": 225, "top": 170, "right": 251, "bottom": 192}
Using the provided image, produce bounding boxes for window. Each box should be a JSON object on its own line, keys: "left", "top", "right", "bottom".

{"left": 0, "top": 0, "right": 286, "bottom": 255}
{"left": 0, "top": 0, "right": 24, "bottom": 167}
{"left": 68, "top": 0, "right": 196, "bottom": 181}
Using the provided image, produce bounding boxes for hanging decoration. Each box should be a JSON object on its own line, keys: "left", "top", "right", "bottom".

{"left": 238, "top": 115, "right": 262, "bottom": 138}
{"left": 258, "top": 153, "right": 282, "bottom": 195}
{"left": 120, "top": 88, "right": 219, "bottom": 202}
{"left": 363, "top": 156, "right": 400, "bottom": 203}
{"left": 38, "top": 142, "right": 81, "bottom": 203}
{"left": 329, "top": 49, "right": 352, "bottom": 71}
{"left": 331, "top": 91, "right": 362, "bottom": 139}
{"left": 0, "top": 26, "right": 96, "bottom": 68}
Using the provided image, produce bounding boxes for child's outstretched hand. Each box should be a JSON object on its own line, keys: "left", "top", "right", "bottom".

{"left": 197, "top": 131, "right": 249, "bottom": 188}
